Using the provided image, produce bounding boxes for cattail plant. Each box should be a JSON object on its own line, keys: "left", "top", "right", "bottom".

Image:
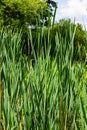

{"left": 0, "top": 22, "right": 87, "bottom": 130}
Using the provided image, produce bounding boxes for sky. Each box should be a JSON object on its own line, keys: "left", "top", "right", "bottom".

{"left": 54, "top": 0, "right": 87, "bottom": 29}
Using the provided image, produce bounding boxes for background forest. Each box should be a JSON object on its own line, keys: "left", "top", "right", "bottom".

{"left": 0, "top": 0, "right": 87, "bottom": 130}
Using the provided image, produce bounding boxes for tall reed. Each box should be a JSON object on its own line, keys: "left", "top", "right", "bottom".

{"left": 0, "top": 24, "right": 87, "bottom": 130}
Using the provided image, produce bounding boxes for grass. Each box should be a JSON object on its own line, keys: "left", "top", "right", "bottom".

{"left": 0, "top": 25, "right": 87, "bottom": 130}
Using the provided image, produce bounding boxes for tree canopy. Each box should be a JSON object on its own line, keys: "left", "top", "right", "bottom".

{"left": 0, "top": 0, "right": 48, "bottom": 28}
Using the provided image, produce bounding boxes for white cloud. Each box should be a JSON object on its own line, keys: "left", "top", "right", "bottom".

{"left": 55, "top": 0, "right": 87, "bottom": 29}
{"left": 61, "top": 0, "right": 87, "bottom": 17}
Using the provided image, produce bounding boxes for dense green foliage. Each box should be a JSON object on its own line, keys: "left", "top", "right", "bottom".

{"left": 35, "top": 19, "right": 86, "bottom": 61}
{"left": 0, "top": 1, "right": 87, "bottom": 129}
{"left": 0, "top": 0, "right": 58, "bottom": 63}
{"left": 0, "top": 25, "right": 87, "bottom": 130}
{"left": 0, "top": 0, "right": 86, "bottom": 61}
{"left": 0, "top": 0, "right": 57, "bottom": 28}
{"left": 0, "top": 0, "right": 47, "bottom": 28}
{"left": 57, "top": 19, "right": 87, "bottom": 61}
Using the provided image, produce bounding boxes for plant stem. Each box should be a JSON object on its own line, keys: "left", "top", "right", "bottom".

{"left": 0, "top": 69, "right": 2, "bottom": 129}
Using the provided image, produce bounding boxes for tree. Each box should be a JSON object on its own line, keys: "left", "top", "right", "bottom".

{"left": 0, "top": 0, "right": 58, "bottom": 64}
{"left": 44, "top": 0, "right": 57, "bottom": 25}
{"left": 0, "top": 0, "right": 47, "bottom": 28}
{"left": 0, "top": 0, "right": 48, "bottom": 65}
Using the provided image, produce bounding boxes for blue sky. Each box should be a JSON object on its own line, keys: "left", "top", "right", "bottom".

{"left": 54, "top": 0, "right": 87, "bottom": 29}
